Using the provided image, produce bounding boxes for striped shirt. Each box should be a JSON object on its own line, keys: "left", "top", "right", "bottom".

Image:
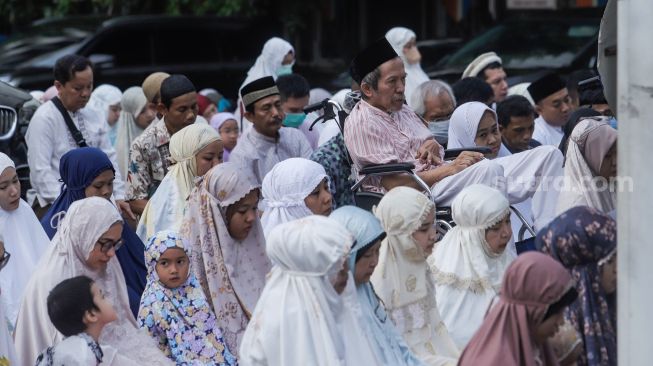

{"left": 344, "top": 100, "right": 440, "bottom": 191}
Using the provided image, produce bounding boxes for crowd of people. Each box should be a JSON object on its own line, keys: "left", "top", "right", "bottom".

{"left": 0, "top": 24, "right": 619, "bottom": 365}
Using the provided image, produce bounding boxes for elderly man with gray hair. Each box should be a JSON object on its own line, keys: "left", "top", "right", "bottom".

{"left": 409, "top": 80, "right": 456, "bottom": 146}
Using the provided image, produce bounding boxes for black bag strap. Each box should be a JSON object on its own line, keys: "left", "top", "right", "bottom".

{"left": 51, "top": 96, "right": 88, "bottom": 147}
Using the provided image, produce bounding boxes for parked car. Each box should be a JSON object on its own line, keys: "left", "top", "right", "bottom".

{"left": 8, "top": 15, "right": 293, "bottom": 100}
{"left": 0, "top": 16, "right": 106, "bottom": 78}
{"left": 0, "top": 81, "right": 35, "bottom": 198}
{"left": 425, "top": 16, "right": 601, "bottom": 85}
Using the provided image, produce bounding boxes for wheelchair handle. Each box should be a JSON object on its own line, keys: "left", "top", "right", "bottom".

{"left": 443, "top": 147, "right": 492, "bottom": 160}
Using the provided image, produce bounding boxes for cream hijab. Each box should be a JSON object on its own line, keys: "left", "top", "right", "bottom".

{"left": 115, "top": 86, "right": 148, "bottom": 178}
{"left": 557, "top": 117, "right": 617, "bottom": 214}
{"left": 371, "top": 186, "right": 459, "bottom": 365}
{"left": 239, "top": 215, "right": 379, "bottom": 366}
{"left": 428, "top": 184, "right": 515, "bottom": 348}
{"left": 260, "top": 158, "right": 328, "bottom": 237}
{"left": 0, "top": 153, "right": 50, "bottom": 327}
{"left": 137, "top": 123, "right": 221, "bottom": 242}
{"left": 15, "top": 197, "right": 172, "bottom": 365}
{"left": 180, "top": 162, "right": 270, "bottom": 355}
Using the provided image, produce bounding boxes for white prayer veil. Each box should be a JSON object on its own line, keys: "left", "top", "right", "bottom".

{"left": 88, "top": 84, "right": 122, "bottom": 123}
{"left": 427, "top": 183, "right": 515, "bottom": 348}
{"left": 241, "top": 37, "right": 294, "bottom": 89}
{"left": 447, "top": 101, "right": 498, "bottom": 149}
{"left": 260, "top": 158, "right": 328, "bottom": 237}
{"left": 0, "top": 153, "right": 50, "bottom": 327}
{"left": 385, "top": 27, "right": 429, "bottom": 104}
{"left": 239, "top": 215, "right": 379, "bottom": 366}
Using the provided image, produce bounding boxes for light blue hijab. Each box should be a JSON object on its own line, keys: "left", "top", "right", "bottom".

{"left": 330, "top": 206, "right": 425, "bottom": 366}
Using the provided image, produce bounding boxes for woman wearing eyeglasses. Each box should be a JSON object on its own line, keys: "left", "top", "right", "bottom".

{"left": 15, "top": 197, "right": 174, "bottom": 365}
{"left": 0, "top": 153, "right": 50, "bottom": 330}
{"left": 39, "top": 147, "right": 146, "bottom": 318}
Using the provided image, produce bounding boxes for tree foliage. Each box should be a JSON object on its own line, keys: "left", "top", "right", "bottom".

{"left": 0, "top": 0, "right": 258, "bottom": 33}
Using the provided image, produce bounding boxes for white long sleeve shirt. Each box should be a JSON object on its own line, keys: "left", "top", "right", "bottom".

{"left": 25, "top": 100, "right": 125, "bottom": 206}
{"left": 532, "top": 116, "right": 564, "bottom": 147}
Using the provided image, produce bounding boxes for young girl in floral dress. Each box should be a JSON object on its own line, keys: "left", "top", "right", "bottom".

{"left": 138, "top": 231, "right": 237, "bottom": 365}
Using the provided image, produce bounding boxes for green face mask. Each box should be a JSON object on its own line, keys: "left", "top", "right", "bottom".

{"left": 282, "top": 112, "right": 306, "bottom": 128}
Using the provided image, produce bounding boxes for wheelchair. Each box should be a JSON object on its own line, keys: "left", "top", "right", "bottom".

{"left": 305, "top": 97, "right": 536, "bottom": 247}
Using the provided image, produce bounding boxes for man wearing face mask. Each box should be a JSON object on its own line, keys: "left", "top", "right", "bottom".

{"left": 409, "top": 80, "right": 456, "bottom": 147}
{"left": 276, "top": 73, "right": 320, "bottom": 149}
{"left": 385, "top": 27, "right": 429, "bottom": 104}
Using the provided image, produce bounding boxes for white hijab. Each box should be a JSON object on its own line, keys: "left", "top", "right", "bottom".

{"left": 447, "top": 101, "right": 498, "bottom": 149}
{"left": 260, "top": 158, "right": 328, "bottom": 237}
{"left": 557, "top": 117, "right": 617, "bottom": 214}
{"left": 386, "top": 27, "right": 429, "bottom": 104}
{"left": 371, "top": 187, "right": 459, "bottom": 365}
{"left": 0, "top": 232, "right": 18, "bottom": 366}
{"left": 241, "top": 37, "right": 294, "bottom": 89}
{"left": 427, "top": 184, "right": 515, "bottom": 348}
{"left": 137, "top": 123, "right": 220, "bottom": 242}
{"left": 88, "top": 84, "right": 122, "bottom": 122}
{"left": 239, "top": 215, "right": 379, "bottom": 366}
{"left": 0, "top": 153, "right": 50, "bottom": 327}
{"left": 115, "top": 86, "right": 148, "bottom": 178}
{"left": 14, "top": 197, "right": 172, "bottom": 365}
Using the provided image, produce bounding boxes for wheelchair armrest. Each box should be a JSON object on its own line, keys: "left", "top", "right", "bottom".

{"left": 444, "top": 147, "right": 492, "bottom": 160}
{"left": 360, "top": 162, "right": 415, "bottom": 175}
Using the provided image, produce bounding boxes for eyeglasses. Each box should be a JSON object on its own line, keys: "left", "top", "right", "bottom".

{"left": 97, "top": 239, "right": 124, "bottom": 253}
{"left": 0, "top": 251, "right": 10, "bottom": 271}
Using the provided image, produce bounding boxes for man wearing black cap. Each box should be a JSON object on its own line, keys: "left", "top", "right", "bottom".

{"left": 528, "top": 72, "right": 573, "bottom": 147}
{"left": 344, "top": 38, "right": 504, "bottom": 209}
{"left": 229, "top": 76, "right": 312, "bottom": 184}
{"left": 126, "top": 74, "right": 199, "bottom": 215}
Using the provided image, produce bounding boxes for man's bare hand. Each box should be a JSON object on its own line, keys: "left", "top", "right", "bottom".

{"left": 416, "top": 139, "right": 443, "bottom": 165}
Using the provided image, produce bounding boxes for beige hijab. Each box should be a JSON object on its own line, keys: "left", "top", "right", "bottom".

{"left": 557, "top": 117, "right": 617, "bottom": 214}
{"left": 137, "top": 123, "right": 221, "bottom": 242}
{"left": 371, "top": 186, "right": 459, "bottom": 365}
{"left": 180, "top": 162, "right": 270, "bottom": 355}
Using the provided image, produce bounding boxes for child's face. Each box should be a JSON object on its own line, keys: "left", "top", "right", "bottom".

{"left": 90, "top": 283, "right": 117, "bottom": 325}
{"left": 155, "top": 247, "right": 190, "bottom": 288}
{"left": 411, "top": 209, "right": 437, "bottom": 257}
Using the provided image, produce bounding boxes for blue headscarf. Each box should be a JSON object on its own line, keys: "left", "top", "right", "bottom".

{"left": 330, "top": 206, "right": 424, "bottom": 366}
{"left": 39, "top": 147, "right": 146, "bottom": 317}
{"left": 535, "top": 206, "right": 617, "bottom": 366}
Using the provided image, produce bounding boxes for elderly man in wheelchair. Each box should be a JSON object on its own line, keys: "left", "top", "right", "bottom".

{"left": 309, "top": 37, "right": 563, "bottom": 249}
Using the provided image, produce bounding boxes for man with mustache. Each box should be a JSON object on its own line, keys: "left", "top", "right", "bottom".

{"left": 25, "top": 54, "right": 132, "bottom": 220}
{"left": 228, "top": 76, "right": 313, "bottom": 184}
{"left": 344, "top": 38, "right": 504, "bottom": 207}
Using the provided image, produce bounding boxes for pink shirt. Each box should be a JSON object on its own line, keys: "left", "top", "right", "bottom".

{"left": 344, "top": 100, "right": 440, "bottom": 191}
